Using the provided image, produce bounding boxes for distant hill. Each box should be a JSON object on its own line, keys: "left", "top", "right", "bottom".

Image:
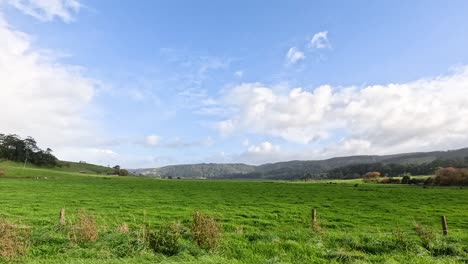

{"left": 131, "top": 147, "right": 468, "bottom": 179}
{"left": 133, "top": 163, "right": 255, "bottom": 178}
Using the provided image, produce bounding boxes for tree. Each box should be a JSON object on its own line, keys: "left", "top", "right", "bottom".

{"left": 401, "top": 175, "right": 411, "bottom": 184}
{"left": 119, "top": 169, "right": 129, "bottom": 176}
{"left": 435, "top": 167, "right": 468, "bottom": 186}
{"left": 0, "top": 134, "right": 57, "bottom": 167}
{"left": 112, "top": 165, "right": 121, "bottom": 175}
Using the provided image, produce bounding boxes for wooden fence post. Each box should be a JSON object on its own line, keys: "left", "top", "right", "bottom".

{"left": 441, "top": 215, "right": 448, "bottom": 236}
{"left": 59, "top": 208, "right": 65, "bottom": 225}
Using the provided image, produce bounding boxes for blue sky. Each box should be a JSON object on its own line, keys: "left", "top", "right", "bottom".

{"left": 2, "top": 0, "right": 468, "bottom": 168}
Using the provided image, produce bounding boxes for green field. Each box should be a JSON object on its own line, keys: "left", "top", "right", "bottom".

{"left": 0, "top": 162, "right": 467, "bottom": 263}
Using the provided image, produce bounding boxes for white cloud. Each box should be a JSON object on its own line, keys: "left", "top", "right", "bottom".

{"left": 218, "top": 83, "right": 333, "bottom": 143}
{"left": 217, "top": 67, "right": 468, "bottom": 157}
{"left": 145, "top": 135, "right": 160, "bottom": 146}
{"left": 0, "top": 16, "right": 101, "bottom": 154}
{"left": 217, "top": 119, "right": 235, "bottom": 136}
{"left": 234, "top": 70, "right": 243, "bottom": 78}
{"left": 231, "top": 141, "right": 284, "bottom": 165}
{"left": 4, "top": 0, "right": 81, "bottom": 22}
{"left": 310, "top": 31, "right": 330, "bottom": 49}
{"left": 286, "top": 47, "right": 305, "bottom": 64}
{"left": 247, "top": 141, "right": 279, "bottom": 154}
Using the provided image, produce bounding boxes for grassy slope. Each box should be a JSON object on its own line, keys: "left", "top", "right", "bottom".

{"left": 56, "top": 161, "right": 114, "bottom": 174}
{"left": 0, "top": 162, "right": 467, "bottom": 263}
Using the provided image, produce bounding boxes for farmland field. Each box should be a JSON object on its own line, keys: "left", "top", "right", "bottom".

{"left": 0, "top": 162, "right": 467, "bottom": 263}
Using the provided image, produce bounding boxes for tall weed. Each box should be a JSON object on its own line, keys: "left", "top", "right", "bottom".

{"left": 191, "top": 211, "right": 220, "bottom": 250}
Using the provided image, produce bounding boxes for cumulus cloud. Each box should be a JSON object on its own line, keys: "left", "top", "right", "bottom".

{"left": 4, "top": 0, "right": 81, "bottom": 22}
{"left": 0, "top": 8, "right": 115, "bottom": 167}
{"left": 310, "top": 31, "right": 330, "bottom": 49}
{"left": 217, "top": 67, "right": 468, "bottom": 157}
{"left": 0, "top": 17, "right": 100, "bottom": 148}
{"left": 286, "top": 47, "right": 305, "bottom": 64}
{"left": 248, "top": 141, "right": 279, "bottom": 154}
{"left": 218, "top": 83, "right": 333, "bottom": 143}
{"left": 232, "top": 141, "right": 284, "bottom": 165}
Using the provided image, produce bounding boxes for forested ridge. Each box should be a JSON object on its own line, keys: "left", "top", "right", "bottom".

{"left": 0, "top": 134, "right": 57, "bottom": 167}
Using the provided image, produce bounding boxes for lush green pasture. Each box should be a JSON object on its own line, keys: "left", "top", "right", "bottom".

{"left": 0, "top": 163, "right": 467, "bottom": 263}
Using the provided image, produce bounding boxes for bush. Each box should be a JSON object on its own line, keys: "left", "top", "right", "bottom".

{"left": 149, "top": 223, "right": 181, "bottom": 256}
{"left": 401, "top": 175, "right": 411, "bottom": 184}
{"left": 119, "top": 169, "right": 129, "bottom": 176}
{"left": 378, "top": 177, "right": 401, "bottom": 184}
{"left": 0, "top": 219, "right": 29, "bottom": 259}
{"left": 0, "top": 169, "right": 4, "bottom": 177}
{"left": 435, "top": 167, "right": 468, "bottom": 186}
{"left": 424, "top": 177, "right": 435, "bottom": 185}
{"left": 191, "top": 211, "right": 220, "bottom": 250}
{"left": 363, "top": 172, "right": 381, "bottom": 182}
{"left": 68, "top": 209, "right": 98, "bottom": 242}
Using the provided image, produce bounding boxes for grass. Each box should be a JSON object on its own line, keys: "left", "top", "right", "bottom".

{"left": 55, "top": 161, "right": 114, "bottom": 175}
{"left": 0, "top": 161, "right": 467, "bottom": 263}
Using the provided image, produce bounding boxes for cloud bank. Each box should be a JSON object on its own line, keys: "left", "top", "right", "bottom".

{"left": 219, "top": 67, "right": 468, "bottom": 159}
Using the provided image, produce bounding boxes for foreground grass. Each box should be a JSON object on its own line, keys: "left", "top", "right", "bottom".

{"left": 0, "top": 162, "right": 467, "bottom": 263}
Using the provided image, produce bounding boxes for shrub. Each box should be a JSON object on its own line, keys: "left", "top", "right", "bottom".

{"left": 149, "top": 223, "right": 181, "bottom": 256}
{"left": 424, "top": 177, "right": 435, "bottom": 185}
{"left": 363, "top": 172, "right": 381, "bottom": 182}
{"left": 0, "top": 219, "right": 29, "bottom": 259}
{"left": 119, "top": 169, "right": 129, "bottom": 176}
{"left": 378, "top": 176, "right": 401, "bottom": 184}
{"left": 401, "top": 175, "right": 411, "bottom": 184}
{"left": 68, "top": 209, "right": 98, "bottom": 242}
{"left": 0, "top": 169, "right": 4, "bottom": 177}
{"left": 435, "top": 167, "right": 468, "bottom": 186}
{"left": 191, "top": 211, "right": 220, "bottom": 250}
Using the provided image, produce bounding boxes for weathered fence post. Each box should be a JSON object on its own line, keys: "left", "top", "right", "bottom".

{"left": 312, "top": 208, "right": 317, "bottom": 226}
{"left": 59, "top": 208, "right": 65, "bottom": 225}
{"left": 441, "top": 215, "right": 448, "bottom": 236}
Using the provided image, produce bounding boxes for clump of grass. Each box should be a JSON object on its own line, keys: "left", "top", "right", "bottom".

{"left": 68, "top": 209, "right": 98, "bottom": 242}
{"left": 311, "top": 222, "right": 323, "bottom": 234}
{"left": 191, "top": 211, "right": 220, "bottom": 250}
{"left": 136, "top": 223, "right": 151, "bottom": 246}
{"left": 413, "top": 222, "right": 434, "bottom": 249}
{"left": 0, "top": 169, "right": 5, "bottom": 177}
{"left": 392, "top": 228, "right": 412, "bottom": 251}
{"left": 0, "top": 219, "right": 29, "bottom": 259}
{"left": 149, "top": 223, "right": 182, "bottom": 256}
{"left": 326, "top": 248, "right": 365, "bottom": 263}
{"left": 116, "top": 223, "right": 129, "bottom": 233}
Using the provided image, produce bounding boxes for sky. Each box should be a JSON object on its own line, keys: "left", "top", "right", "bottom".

{"left": 1, "top": 0, "right": 468, "bottom": 168}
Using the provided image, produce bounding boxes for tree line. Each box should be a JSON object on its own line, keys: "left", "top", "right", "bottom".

{"left": 0, "top": 134, "right": 57, "bottom": 167}
{"left": 326, "top": 157, "right": 468, "bottom": 179}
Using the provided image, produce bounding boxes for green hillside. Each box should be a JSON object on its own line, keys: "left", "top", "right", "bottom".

{"left": 133, "top": 163, "right": 256, "bottom": 178}
{"left": 133, "top": 147, "right": 468, "bottom": 179}
{"left": 0, "top": 160, "right": 113, "bottom": 176}
{"left": 56, "top": 160, "right": 114, "bottom": 174}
